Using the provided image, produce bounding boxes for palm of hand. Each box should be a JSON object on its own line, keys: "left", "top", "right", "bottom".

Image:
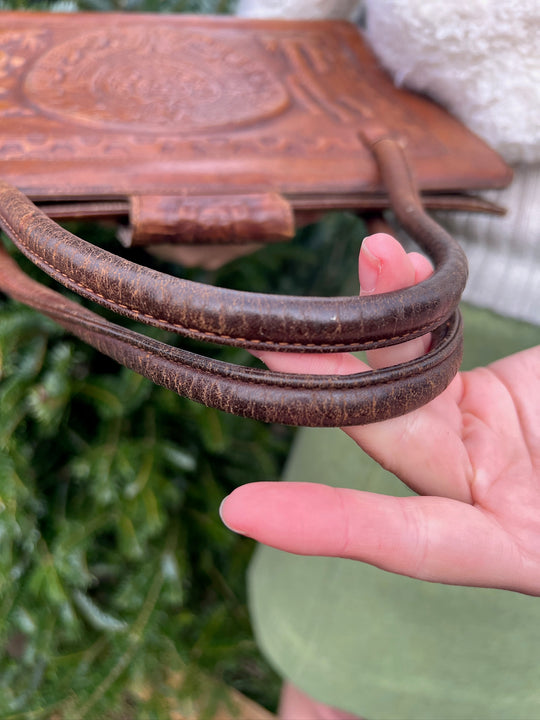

{"left": 221, "top": 234, "right": 540, "bottom": 596}
{"left": 344, "top": 345, "right": 540, "bottom": 594}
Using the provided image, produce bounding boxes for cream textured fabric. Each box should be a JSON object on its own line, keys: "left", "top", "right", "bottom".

{"left": 363, "top": 0, "right": 540, "bottom": 323}
{"left": 236, "top": 0, "right": 363, "bottom": 20}
{"left": 365, "top": 0, "right": 540, "bottom": 165}
{"left": 439, "top": 164, "right": 540, "bottom": 325}
{"left": 236, "top": 0, "right": 540, "bottom": 324}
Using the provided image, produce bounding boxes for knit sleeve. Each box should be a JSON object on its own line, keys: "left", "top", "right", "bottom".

{"left": 363, "top": 0, "right": 540, "bottom": 324}
{"left": 435, "top": 165, "right": 540, "bottom": 325}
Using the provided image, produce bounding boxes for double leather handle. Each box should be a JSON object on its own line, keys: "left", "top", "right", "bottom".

{"left": 0, "top": 137, "right": 467, "bottom": 426}
{"left": 0, "top": 244, "right": 463, "bottom": 426}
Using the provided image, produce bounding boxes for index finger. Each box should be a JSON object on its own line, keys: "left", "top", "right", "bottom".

{"left": 255, "top": 234, "right": 471, "bottom": 501}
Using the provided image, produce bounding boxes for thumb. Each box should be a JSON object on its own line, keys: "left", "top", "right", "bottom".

{"left": 220, "top": 481, "right": 523, "bottom": 589}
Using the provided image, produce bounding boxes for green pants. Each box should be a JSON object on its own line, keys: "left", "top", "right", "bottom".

{"left": 248, "top": 306, "right": 540, "bottom": 719}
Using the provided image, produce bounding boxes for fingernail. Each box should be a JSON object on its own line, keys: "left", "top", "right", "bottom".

{"left": 219, "top": 498, "right": 230, "bottom": 527}
{"left": 219, "top": 497, "right": 240, "bottom": 533}
{"left": 359, "top": 240, "right": 381, "bottom": 293}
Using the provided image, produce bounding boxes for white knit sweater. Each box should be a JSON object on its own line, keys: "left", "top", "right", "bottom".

{"left": 237, "top": 0, "right": 540, "bottom": 325}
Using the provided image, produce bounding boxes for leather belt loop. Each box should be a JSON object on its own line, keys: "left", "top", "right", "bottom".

{"left": 0, "top": 243, "right": 463, "bottom": 427}
{"left": 122, "top": 193, "right": 295, "bottom": 247}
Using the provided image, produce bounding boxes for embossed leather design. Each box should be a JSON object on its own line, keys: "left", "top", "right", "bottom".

{"left": 0, "top": 14, "right": 513, "bottom": 425}
{"left": 0, "top": 14, "right": 510, "bottom": 218}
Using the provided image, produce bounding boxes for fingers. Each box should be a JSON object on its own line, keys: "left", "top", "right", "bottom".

{"left": 358, "top": 232, "right": 416, "bottom": 294}
{"left": 253, "top": 233, "right": 472, "bottom": 499}
{"left": 360, "top": 234, "right": 433, "bottom": 368}
{"left": 250, "top": 348, "right": 369, "bottom": 377}
{"left": 220, "top": 482, "right": 525, "bottom": 591}
{"left": 343, "top": 388, "right": 472, "bottom": 502}
{"left": 253, "top": 233, "right": 432, "bottom": 375}
{"left": 249, "top": 233, "right": 471, "bottom": 502}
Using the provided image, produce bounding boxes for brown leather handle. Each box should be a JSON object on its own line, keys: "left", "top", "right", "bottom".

{"left": 0, "top": 244, "right": 463, "bottom": 427}
{"left": 0, "top": 136, "right": 468, "bottom": 426}
{"left": 0, "top": 139, "right": 467, "bottom": 354}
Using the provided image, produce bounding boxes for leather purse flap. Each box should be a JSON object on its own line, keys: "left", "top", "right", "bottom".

{"left": 0, "top": 12, "right": 511, "bottom": 213}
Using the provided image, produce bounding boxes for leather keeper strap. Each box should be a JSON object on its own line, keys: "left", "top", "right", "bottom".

{"left": 0, "top": 245, "right": 463, "bottom": 427}
{"left": 124, "top": 192, "right": 295, "bottom": 247}
{"left": 0, "top": 138, "right": 468, "bottom": 353}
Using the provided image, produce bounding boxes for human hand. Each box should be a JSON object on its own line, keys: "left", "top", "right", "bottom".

{"left": 220, "top": 233, "right": 540, "bottom": 595}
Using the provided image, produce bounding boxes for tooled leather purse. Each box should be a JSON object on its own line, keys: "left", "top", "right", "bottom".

{"left": 0, "top": 12, "right": 512, "bottom": 426}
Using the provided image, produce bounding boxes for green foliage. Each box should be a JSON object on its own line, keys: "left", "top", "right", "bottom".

{"left": 0, "top": 209, "right": 364, "bottom": 717}
{"left": 0, "top": 1, "right": 368, "bottom": 715}
{"left": 1, "top": 214, "right": 364, "bottom": 718}
{"left": 75, "top": 0, "right": 234, "bottom": 12}
{"left": 0, "top": 0, "right": 234, "bottom": 11}
{"left": 0, "top": 296, "right": 281, "bottom": 717}
{"left": 0, "top": 186, "right": 365, "bottom": 717}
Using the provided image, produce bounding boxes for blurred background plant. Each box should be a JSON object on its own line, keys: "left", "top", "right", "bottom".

{"left": 0, "top": 1, "right": 366, "bottom": 716}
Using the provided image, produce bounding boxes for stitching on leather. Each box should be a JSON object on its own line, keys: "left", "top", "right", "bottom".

{"left": 2, "top": 209, "right": 436, "bottom": 349}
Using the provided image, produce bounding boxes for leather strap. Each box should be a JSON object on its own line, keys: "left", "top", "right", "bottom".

{"left": 34, "top": 194, "right": 504, "bottom": 226}
{"left": 0, "top": 138, "right": 467, "bottom": 353}
{"left": 0, "top": 244, "right": 462, "bottom": 427}
{"left": 0, "top": 136, "right": 466, "bottom": 426}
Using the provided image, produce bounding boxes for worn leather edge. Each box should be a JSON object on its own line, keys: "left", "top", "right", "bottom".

{"left": 35, "top": 193, "right": 506, "bottom": 224}
{"left": 0, "top": 244, "right": 462, "bottom": 427}
{"left": 0, "top": 172, "right": 467, "bottom": 353}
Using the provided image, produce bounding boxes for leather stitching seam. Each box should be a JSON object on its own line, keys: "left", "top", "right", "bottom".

{"left": 1, "top": 211, "right": 437, "bottom": 349}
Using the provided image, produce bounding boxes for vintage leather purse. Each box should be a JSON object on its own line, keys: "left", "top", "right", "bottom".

{"left": 0, "top": 12, "right": 512, "bottom": 426}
